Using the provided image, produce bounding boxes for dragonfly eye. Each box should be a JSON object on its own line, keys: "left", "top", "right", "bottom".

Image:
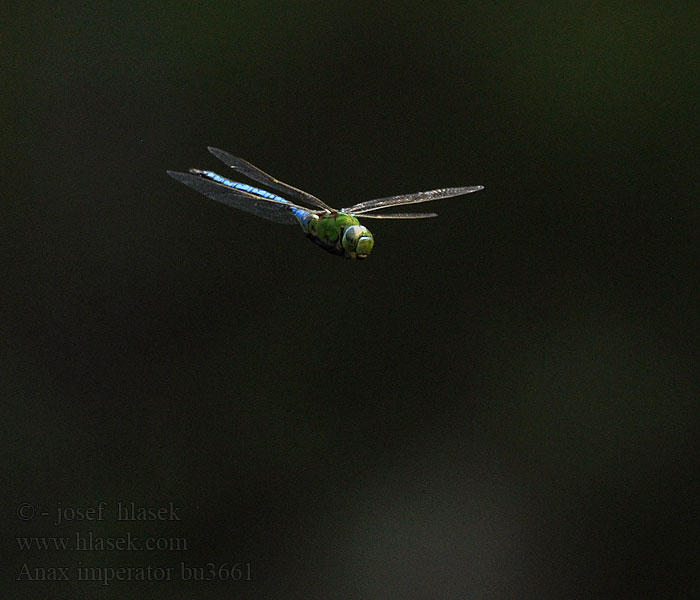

{"left": 342, "top": 225, "right": 374, "bottom": 259}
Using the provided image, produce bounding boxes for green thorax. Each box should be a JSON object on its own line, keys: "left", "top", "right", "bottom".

{"left": 300, "top": 212, "right": 374, "bottom": 259}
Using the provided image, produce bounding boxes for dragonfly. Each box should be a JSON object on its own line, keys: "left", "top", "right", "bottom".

{"left": 168, "top": 147, "right": 483, "bottom": 260}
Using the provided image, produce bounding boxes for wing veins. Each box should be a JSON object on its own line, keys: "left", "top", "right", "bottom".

{"left": 208, "top": 147, "right": 335, "bottom": 212}
{"left": 345, "top": 186, "right": 483, "bottom": 214}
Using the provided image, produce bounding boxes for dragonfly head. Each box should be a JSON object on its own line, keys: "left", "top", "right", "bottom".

{"left": 342, "top": 224, "right": 374, "bottom": 259}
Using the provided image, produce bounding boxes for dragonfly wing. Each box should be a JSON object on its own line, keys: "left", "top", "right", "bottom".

{"left": 207, "top": 147, "right": 335, "bottom": 212}
{"left": 167, "top": 170, "right": 306, "bottom": 224}
{"left": 345, "top": 186, "right": 483, "bottom": 214}
{"left": 355, "top": 212, "right": 438, "bottom": 219}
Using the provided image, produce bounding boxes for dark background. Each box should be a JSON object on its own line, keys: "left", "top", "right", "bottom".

{"left": 3, "top": 2, "right": 698, "bottom": 598}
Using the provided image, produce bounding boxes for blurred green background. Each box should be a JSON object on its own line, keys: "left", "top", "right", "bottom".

{"left": 3, "top": 2, "right": 698, "bottom": 598}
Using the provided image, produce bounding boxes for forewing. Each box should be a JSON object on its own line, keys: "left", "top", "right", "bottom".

{"left": 207, "top": 147, "right": 335, "bottom": 212}
{"left": 167, "top": 170, "right": 303, "bottom": 224}
{"left": 356, "top": 212, "right": 438, "bottom": 219}
{"left": 345, "top": 186, "right": 483, "bottom": 214}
